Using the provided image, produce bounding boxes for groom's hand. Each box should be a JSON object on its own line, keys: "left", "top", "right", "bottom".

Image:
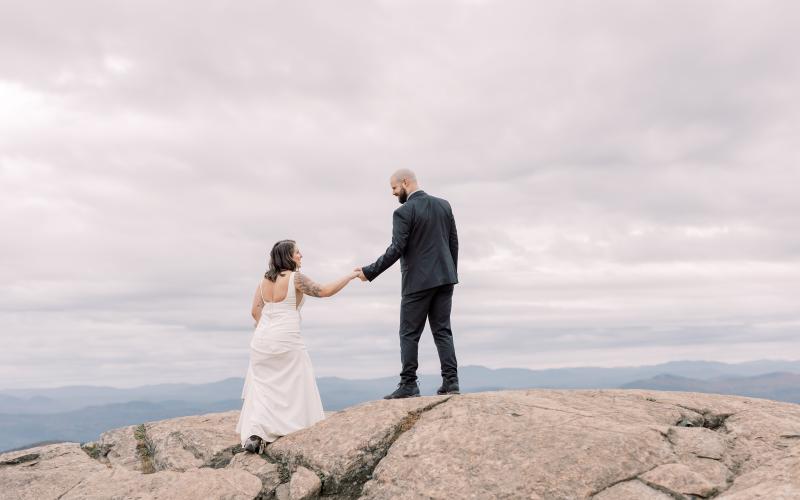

{"left": 354, "top": 267, "right": 367, "bottom": 282}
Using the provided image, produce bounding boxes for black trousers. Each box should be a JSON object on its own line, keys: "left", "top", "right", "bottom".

{"left": 399, "top": 283, "right": 458, "bottom": 385}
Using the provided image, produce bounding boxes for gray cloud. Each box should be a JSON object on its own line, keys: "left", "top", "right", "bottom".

{"left": 2, "top": 0, "right": 799, "bottom": 388}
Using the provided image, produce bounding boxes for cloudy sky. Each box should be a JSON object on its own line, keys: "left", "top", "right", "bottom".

{"left": 2, "top": 1, "right": 799, "bottom": 389}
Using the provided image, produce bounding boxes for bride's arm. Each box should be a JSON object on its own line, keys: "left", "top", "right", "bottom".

{"left": 251, "top": 282, "right": 265, "bottom": 325}
{"left": 295, "top": 271, "right": 359, "bottom": 298}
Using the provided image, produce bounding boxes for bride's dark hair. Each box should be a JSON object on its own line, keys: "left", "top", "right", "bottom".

{"left": 265, "top": 239, "right": 297, "bottom": 282}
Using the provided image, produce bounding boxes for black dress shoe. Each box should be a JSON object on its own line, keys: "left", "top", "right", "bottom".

{"left": 437, "top": 379, "right": 460, "bottom": 395}
{"left": 243, "top": 435, "right": 262, "bottom": 453}
{"left": 384, "top": 382, "right": 420, "bottom": 399}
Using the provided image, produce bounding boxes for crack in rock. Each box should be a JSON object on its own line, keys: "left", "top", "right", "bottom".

{"left": 673, "top": 407, "right": 733, "bottom": 433}
{"left": 517, "top": 402, "right": 594, "bottom": 418}
{"left": 55, "top": 478, "right": 85, "bottom": 500}
{"left": 273, "top": 396, "right": 454, "bottom": 499}
{"left": 0, "top": 453, "right": 40, "bottom": 466}
{"left": 202, "top": 444, "right": 244, "bottom": 469}
{"left": 226, "top": 451, "right": 283, "bottom": 499}
{"left": 675, "top": 404, "right": 706, "bottom": 415}
{"left": 174, "top": 432, "right": 205, "bottom": 461}
{"left": 600, "top": 405, "right": 740, "bottom": 499}
{"left": 258, "top": 445, "right": 317, "bottom": 494}
{"left": 660, "top": 430, "right": 679, "bottom": 457}
{"left": 589, "top": 464, "right": 662, "bottom": 497}
{"left": 346, "top": 396, "right": 453, "bottom": 498}
{"left": 702, "top": 413, "right": 733, "bottom": 432}
{"left": 638, "top": 476, "right": 695, "bottom": 500}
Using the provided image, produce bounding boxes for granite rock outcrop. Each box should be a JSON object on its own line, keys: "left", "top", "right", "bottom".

{"left": 1, "top": 389, "right": 799, "bottom": 499}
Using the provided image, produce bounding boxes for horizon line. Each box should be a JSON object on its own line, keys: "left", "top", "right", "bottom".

{"left": 3, "top": 357, "right": 799, "bottom": 392}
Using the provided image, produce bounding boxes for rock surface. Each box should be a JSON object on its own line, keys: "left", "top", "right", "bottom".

{"left": 289, "top": 466, "right": 322, "bottom": 500}
{"left": 85, "top": 410, "right": 243, "bottom": 472}
{"left": 640, "top": 462, "right": 719, "bottom": 497}
{"left": 592, "top": 479, "right": 674, "bottom": 499}
{"left": 0, "top": 443, "right": 107, "bottom": 500}
{"left": 62, "top": 466, "right": 262, "bottom": 499}
{"left": 228, "top": 451, "right": 282, "bottom": 497}
{"left": 1, "top": 389, "right": 799, "bottom": 499}
{"left": 267, "top": 395, "right": 449, "bottom": 496}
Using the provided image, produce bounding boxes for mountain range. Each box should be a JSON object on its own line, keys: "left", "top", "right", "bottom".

{"left": 2, "top": 359, "right": 798, "bottom": 452}
{"left": 622, "top": 371, "right": 800, "bottom": 402}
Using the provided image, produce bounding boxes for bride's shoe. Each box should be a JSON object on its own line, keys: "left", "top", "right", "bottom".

{"left": 243, "top": 435, "right": 262, "bottom": 453}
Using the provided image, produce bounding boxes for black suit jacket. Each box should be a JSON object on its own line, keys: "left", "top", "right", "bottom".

{"left": 363, "top": 191, "right": 459, "bottom": 296}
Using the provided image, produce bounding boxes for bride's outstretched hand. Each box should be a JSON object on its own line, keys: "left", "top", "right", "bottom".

{"left": 353, "top": 267, "right": 367, "bottom": 282}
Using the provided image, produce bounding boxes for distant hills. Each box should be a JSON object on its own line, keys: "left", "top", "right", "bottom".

{"left": 0, "top": 400, "right": 244, "bottom": 453}
{"left": 0, "top": 378, "right": 246, "bottom": 414}
{"left": 622, "top": 371, "right": 800, "bottom": 402}
{"left": 2, "top": 359, "right": 799, "bottom": 452}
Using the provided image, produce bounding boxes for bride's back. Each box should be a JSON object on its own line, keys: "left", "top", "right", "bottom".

{"left": 260, "top": 271, "right": 303, "bottom": 310}
{"left": 261, "top": 272, "right": 291, "bottom": 302}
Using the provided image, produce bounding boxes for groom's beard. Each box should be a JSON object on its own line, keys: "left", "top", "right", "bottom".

{"left": 398, "top": 188, "right": 408, "bottom": 204}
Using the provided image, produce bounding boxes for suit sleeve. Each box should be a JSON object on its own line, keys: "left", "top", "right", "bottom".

{"left": 448, "top": 206, "right": 458, "bottom": 272}
{"left": 362, "top": 208, "right": 412, "bottom": 281}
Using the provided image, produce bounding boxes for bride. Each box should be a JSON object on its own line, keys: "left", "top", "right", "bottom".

{"left": 236, "top": 239, "right": 360, "bottom": 453}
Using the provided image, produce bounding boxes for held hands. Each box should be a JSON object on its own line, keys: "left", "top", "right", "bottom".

{"left": 353, "top": 267, "right": 368, "bottom": 282}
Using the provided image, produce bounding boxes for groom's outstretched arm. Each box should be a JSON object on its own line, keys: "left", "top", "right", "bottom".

{"left": 362, "top": 208, "right": 411, "bottom": 281}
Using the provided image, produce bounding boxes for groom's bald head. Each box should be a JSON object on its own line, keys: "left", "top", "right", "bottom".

{"left": 391, "top": 168, "right": 417, "bottom": 184}
{"left": 390, "top": 169, "right": 420, "bottom": 204}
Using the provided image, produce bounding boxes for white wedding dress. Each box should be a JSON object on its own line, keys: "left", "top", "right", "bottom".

{"left": 236, "top": 271, "right": 325, "bottom": 446}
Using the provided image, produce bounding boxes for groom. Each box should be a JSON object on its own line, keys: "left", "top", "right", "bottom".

{"left": 356, "top": 169, "right": 460, "bottom": 399}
